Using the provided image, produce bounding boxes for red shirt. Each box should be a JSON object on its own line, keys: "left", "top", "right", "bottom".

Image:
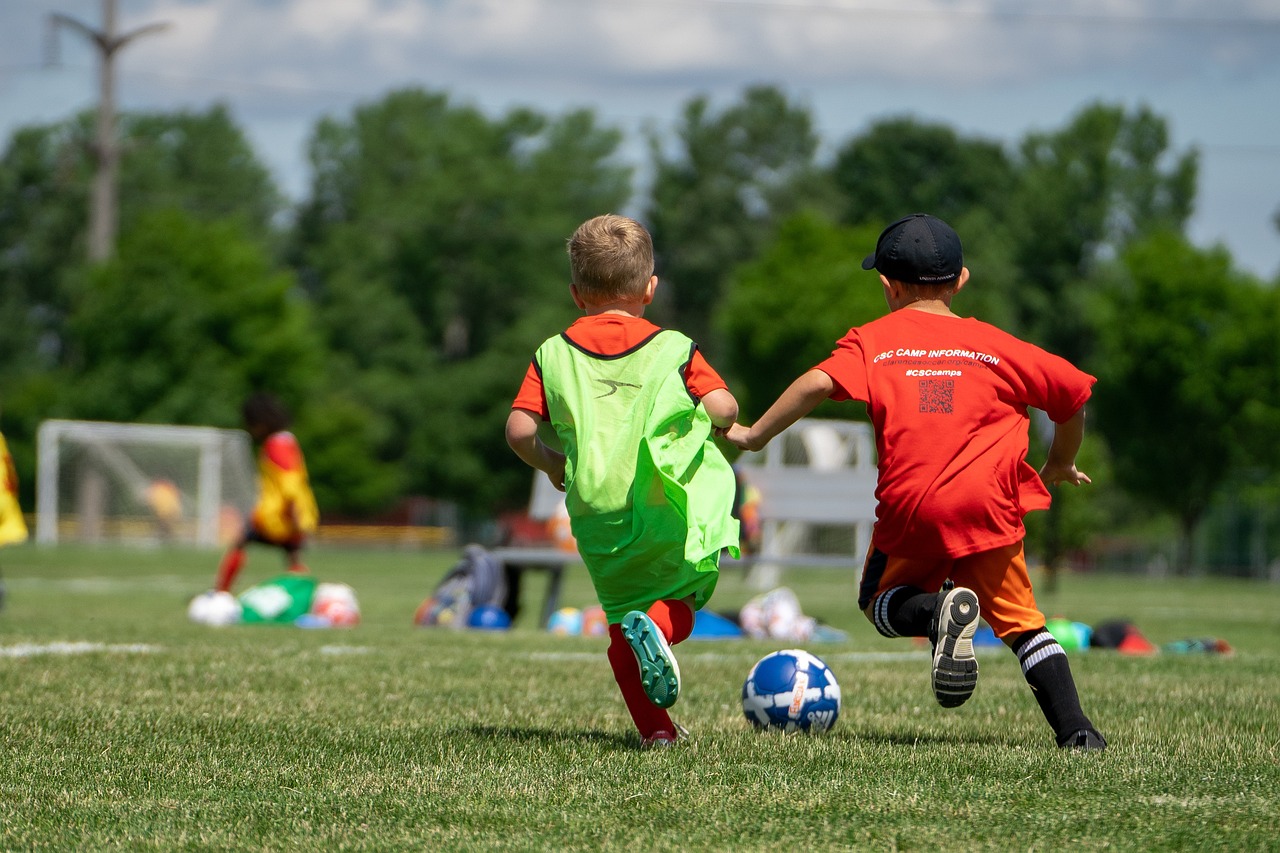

{"left": 262, "top": 432, "right": 305, "bottom": 471}
{"left": 816, "top": 309, "right": 1094, "bottom": 559}
{"left": 512, "top": 315, "right": 728, "bottom": 418}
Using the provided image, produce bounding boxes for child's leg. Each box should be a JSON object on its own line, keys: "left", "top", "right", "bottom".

{"left": 607, "top": 623, "right": 676, "bottom": 742}
{"left": 1007, "top": 628, "right": 1105, "bottom": 750}
{"left": 646, "top": 597, "right": 695, "bottom": 645}
{"left": 215, "top": 524, "right": 258, "bottom": 593}
{"left": 955, "top": 543, "right": 1105, "bottom": 750}
{"left": 864, "top": 584, "right": 935, "bottom": 637}
{"left": 858, "top": 549, "right": 949, "bottom": 637}
{"left": 620, "top": 598, "right": 691, "bottom": 710}
{"left": 860, "top": 549, "right": 980, "bottom": 707}
{"left": 283, "top": 536, "right": 307, "bottom": 573}
{"left": 213, "top": 541, "right": 248, "bottom": 593}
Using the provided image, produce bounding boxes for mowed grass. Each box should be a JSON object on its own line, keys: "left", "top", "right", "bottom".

{"left": 1, "top": 544, "right": 1277, "bottom": 851}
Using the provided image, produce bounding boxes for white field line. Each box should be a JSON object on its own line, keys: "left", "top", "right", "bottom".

{"left": 0, "top": 641, "right": 160, "bottom": 658}
{"left": 318, "top": 645, "right": 374, "bottom": 655}
{"left": 525, "top": 650, "right": 932, "bottom": 663}
{"left": 7, "top": 576, "right": 195, "bottom": 594}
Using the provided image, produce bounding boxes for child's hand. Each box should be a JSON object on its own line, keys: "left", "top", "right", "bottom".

{"left": 547, "top": 456, "right": 567, "bottom": 492}
{"left": 1039, "top": 461, "right": 1091, "bottom": 487}
{"left": 722, "top": 423, "right": 761, "bottom": 452}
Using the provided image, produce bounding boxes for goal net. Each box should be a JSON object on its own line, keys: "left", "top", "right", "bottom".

{"left": 35, "top": 419, "right": 257, "bottom": 547}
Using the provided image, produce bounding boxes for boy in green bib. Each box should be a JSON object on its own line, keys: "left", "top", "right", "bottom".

{"left": 507, "top": 214, "right": 741, "bottom": 748}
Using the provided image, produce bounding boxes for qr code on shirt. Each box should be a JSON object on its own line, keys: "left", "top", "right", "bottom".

{"left": 918, "top": 379, "right": 954, "bottom": 414}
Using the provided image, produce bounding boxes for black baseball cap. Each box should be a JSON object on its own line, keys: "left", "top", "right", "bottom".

{"left": 861, "top": 213, "right": 963, "bottom": 285}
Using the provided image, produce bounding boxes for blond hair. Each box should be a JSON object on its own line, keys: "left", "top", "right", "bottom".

{"left": 566, "top": 214, "right": 654, "bottom": 303}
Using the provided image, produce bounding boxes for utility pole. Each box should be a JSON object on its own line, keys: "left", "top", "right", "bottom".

{"left": 49, "top": 0, "right": 169, "bottom": 262}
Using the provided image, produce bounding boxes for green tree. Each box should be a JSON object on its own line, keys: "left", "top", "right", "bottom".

{"left": 825, "top": 117, "right": 1023, "bottom": 331}
{"left": 0, "top": 107, "right": 287, "bottom": 412}
{"left": 646, "top": 85, "right": 834, "bottom": 345}
{"left": 292, "top": 89, "right": 632, "bottom": 511}
{"left": 1088, "top": 232, "right": 1276, "bottom": 571}
{"left": 1004, "top": 103, "right": 1198, "bottom": 579}
{"left": 119, "top": 104, "right": 282, "bottom": 238}
{"left": 1008, "top": 102, "right": 1197, "bottom": 362}
{"left": 717, "top": 213, "right": 885, "bottom": 417}
{"left": 0, "top": 122, "right": 93, "bottom": 378}
{"left": 62, "top": 209, "right": 323, "bottom": 426}
{"left": 830, "top": 116, "right": 1016, "bottom": 228}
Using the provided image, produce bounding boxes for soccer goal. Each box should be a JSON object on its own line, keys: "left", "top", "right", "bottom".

{"left": 35, "top": 419, "right": 257, "bottom": 547}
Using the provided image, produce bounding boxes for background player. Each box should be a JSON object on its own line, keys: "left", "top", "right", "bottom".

{"left": 0, "top": 426, "right": 28, "bottom": 611}
{"left": 213, "top": 392, "right": 318, "bottom": 594}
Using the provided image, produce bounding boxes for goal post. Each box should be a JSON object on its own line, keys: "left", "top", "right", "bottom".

{"left": 36, "top": 419, "right": 257, "bottom": 547}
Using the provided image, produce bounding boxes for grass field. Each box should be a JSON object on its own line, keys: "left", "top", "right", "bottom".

{"left": 1, "top": 543, "right": 1277, "bottom": 851}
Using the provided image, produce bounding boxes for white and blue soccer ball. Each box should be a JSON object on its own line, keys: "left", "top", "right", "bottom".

{"left": 742, "top": 649, "right": 841, "bottom": 733}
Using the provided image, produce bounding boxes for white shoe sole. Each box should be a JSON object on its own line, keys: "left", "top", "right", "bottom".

{"left": 932, "top": 587, "right": 979, "bottom": 708}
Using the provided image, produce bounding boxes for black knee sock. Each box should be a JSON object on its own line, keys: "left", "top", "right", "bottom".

{"left": 1011, "top": 628, "right": 1095, "bottom": 744}
{"left": 871, "top": 586, "right": 936, "bottom": 638}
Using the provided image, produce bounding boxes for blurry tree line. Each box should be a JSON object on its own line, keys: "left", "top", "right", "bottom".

{"left": 1, "top": 86, "right": 1278, "bottom": 574}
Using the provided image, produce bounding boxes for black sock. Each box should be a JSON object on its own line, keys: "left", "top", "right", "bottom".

{"left": 1011, "top": 628, "right": 1094, "bottom": 743}
{"left": 871, "top": 586, "right": 935, "bottom": 638}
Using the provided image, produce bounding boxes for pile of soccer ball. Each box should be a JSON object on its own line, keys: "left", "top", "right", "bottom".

{"left": 186, "top": 580, "right": 360, "bottom": 628}
{"left": 741, "top": 648, "right": 841, "bottom": 734}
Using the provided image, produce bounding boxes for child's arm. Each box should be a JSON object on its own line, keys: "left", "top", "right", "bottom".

{"left": 505, "top": 408, "right": 567, "bottom": 491}
{"left": 724, "top": 369, "right": 834, "bottom": 452}
{"left": 701, "top": 387, "right": 739, "bottom": 431}
{"left": 1038, "top": 406, "right": 1091, "bottom": 487}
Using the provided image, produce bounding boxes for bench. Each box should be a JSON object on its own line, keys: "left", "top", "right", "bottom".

{"left": 490, "top": 545, "right": 574, "bottom": 629}
{"left": 495, "top": 418, "right": 879, "bottom": 620}
{"left": 733, "top": 419, "right": 877, "bottom": 586}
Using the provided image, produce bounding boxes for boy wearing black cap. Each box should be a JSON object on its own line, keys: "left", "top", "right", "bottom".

{"left": 724, "top": 213, "right": 1106, "bottom": 751}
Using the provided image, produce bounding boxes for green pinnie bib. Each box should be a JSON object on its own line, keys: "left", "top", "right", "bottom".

{"left": 536, "top": 329, "right": 740, "bottom": 623}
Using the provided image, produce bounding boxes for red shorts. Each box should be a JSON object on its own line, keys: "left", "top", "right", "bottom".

{"left": 858, "top": 542, "right": 1044, "bottom": 639}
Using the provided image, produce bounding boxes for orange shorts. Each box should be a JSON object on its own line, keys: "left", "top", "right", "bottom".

{"left": 858, "top": 542, "right": 1044, "bottom": 639}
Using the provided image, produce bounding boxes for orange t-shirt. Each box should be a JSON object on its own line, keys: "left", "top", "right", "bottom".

{"left": 816, "top": 309, "right": 1094, "bottom": 560}
{"left": 512, "top": 315, "right": 728, "bottom": 418}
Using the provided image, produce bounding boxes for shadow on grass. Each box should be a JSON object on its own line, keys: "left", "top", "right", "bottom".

{"left": 463, "top": 723, "right": 1015, "bottom": 751}
{"left": 851, "top": 729, "right": 1014, "bottom": 749}
{"left": 461, "top": 724, "right": 635, "bottom": 750}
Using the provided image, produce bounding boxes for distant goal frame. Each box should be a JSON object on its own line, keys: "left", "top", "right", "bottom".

{"left": 35, "top": 419, "right": 255, "bottom": 548}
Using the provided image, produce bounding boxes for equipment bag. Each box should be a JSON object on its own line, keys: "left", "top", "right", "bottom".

{"left": 415, "top": 544, "right": 507, "bottom": 627}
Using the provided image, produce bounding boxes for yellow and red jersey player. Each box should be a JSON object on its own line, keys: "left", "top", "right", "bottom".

{"left": 0, "top": 429, "right": 28, "bottom": 612}
{"left": 214, "top": 393, "right": 318, "bottom": 594}
{"left": 0, "top": 431, "right": 27, "bottom": 548}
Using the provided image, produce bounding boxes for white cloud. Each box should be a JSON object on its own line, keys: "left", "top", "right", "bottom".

{"left": 3, "top": 0, "right": 1277, "bottom": 275}
{"left": 105, "top": 0, "right": 1279, "bottom": 96}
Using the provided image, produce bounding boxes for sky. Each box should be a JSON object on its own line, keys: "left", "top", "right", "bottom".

{"left": 2, "top": 0, "right": 1278, "bottom": 279}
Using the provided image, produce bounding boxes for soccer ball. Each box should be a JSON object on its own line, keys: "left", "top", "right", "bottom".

{"left": 466, "top": 604, "right": 511, "bottom": 631}
{"left": 742, "top": 649, "right": 841, "bottom": 733}
{"left": 187, "top": 590, "right": 242, "bottom": 627}
{"left": 309, "top": 582, "right": 361, "bottom": 627}
{"left": 547, "top": 607, "right": 584, "bottom": 636}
